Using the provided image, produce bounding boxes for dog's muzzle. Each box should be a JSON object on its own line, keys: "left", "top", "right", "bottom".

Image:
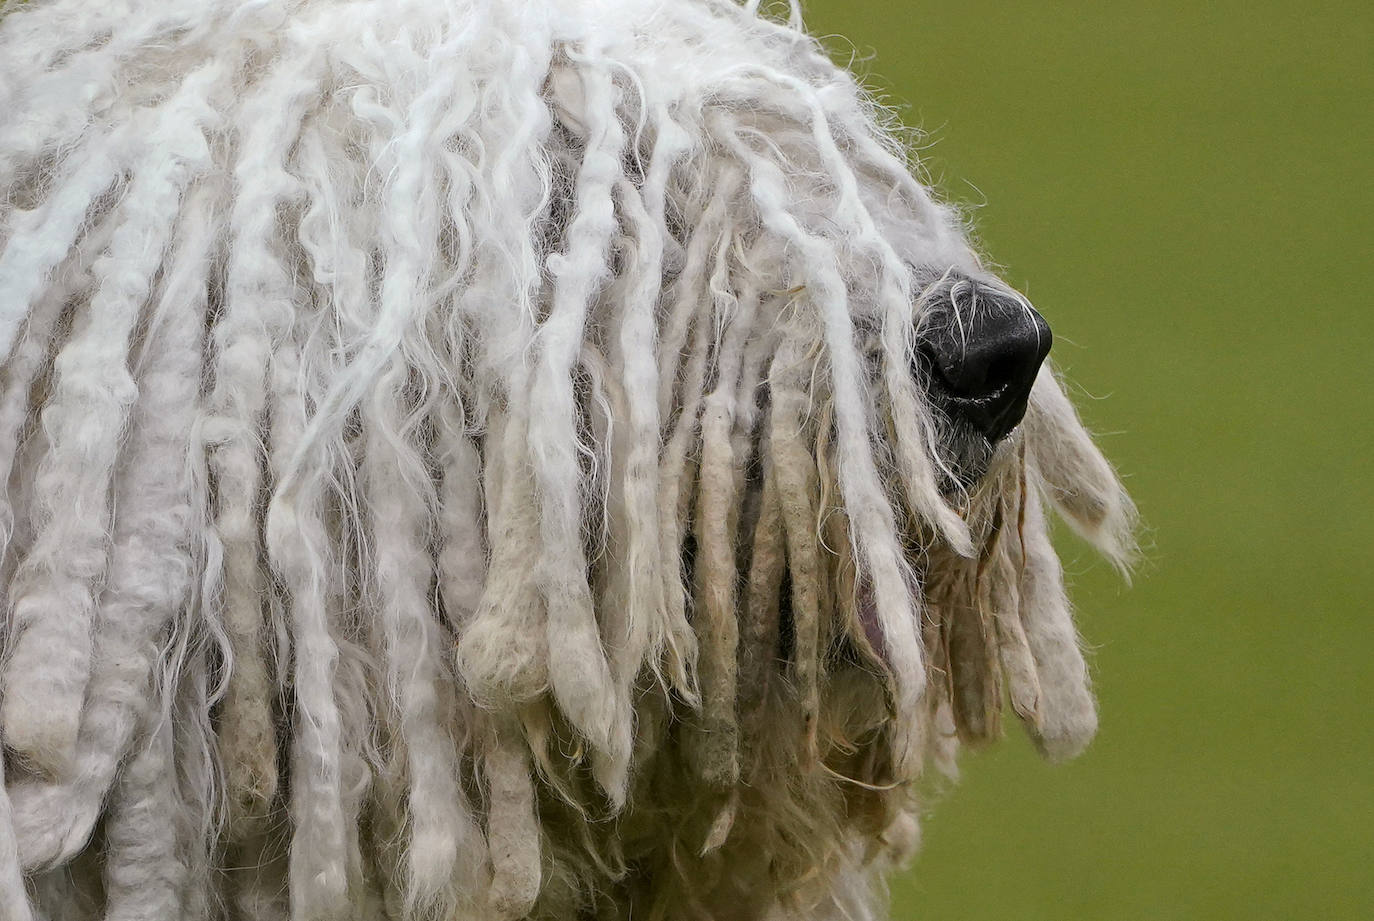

{"left": 915, "top": 282, "right": 1052, "bottom": 445}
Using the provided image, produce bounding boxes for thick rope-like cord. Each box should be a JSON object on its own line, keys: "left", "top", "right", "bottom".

{"left": 7, "top": 183, "right": 215, "bottom": 870}
{"left": 1017, "top": 485, "right": 1100, "bottom": 762}
{"left": 527, "top": 47, "right": 629, "bottom": 778}
{"left": 0, "top": 203, "right": 118, "bottom": 567}
{"left": 361, "top": 378, "right": 469, "bottom": 909}
{"left": 485, "top": 719, "right": 542, "bottom": 919}
{"left": 769, "top": 333, "right": 826, "bottom": 762}
{"left": 205, "top": 23, "right": 339, "bottom": 848}
{"left": 0, "top": 61, "right": 223, "bottom": 777}
{"left": 1024, "top": 372, "right": 1138, "bottom": 569}
{"left": 684, "top": 272, "right": 767, "bottom": 792}
{"left": 102, "top": 714, "right": 186, "bottom": 920}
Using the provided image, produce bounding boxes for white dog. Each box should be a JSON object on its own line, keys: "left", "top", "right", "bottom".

{"left": 0, "top": 0, "right": 1134, "bottom": 918}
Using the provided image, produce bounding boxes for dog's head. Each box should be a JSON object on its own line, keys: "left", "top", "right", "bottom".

{"left": 0, "top": 0, "right": 1135, "bottom": 918}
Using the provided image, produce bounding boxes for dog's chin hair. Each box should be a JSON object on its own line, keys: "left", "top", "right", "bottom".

{"left": 932, "top": 417, "right": 1000, "bottom": 501}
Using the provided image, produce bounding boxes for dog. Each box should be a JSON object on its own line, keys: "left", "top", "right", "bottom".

{"left": 0, "top": 0, "right": 1135, "bottom": 917}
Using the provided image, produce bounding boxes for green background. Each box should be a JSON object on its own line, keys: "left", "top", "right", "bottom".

{"left": 803, "top": 1, "right": 1373, "bottom": 918}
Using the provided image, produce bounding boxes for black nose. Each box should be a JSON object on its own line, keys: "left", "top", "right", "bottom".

{"left": 915, "top": 283, "right": 1052, "bottom": 443}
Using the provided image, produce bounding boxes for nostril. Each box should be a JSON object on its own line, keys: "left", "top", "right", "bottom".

{"left": 926, "top": 340, "right": 1031, "bottom": 402}
{"left": 980, "top": 353, "right": 1021, "bottom": 400}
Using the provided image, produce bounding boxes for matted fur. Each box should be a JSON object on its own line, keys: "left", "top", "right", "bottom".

{"left": 0, "top": 0, "right": 1135, "bottom": 918}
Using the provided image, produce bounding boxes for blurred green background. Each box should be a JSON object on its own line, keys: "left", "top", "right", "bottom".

{"left": 803, "top": 1, "right": 1373, "bottom": 918}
